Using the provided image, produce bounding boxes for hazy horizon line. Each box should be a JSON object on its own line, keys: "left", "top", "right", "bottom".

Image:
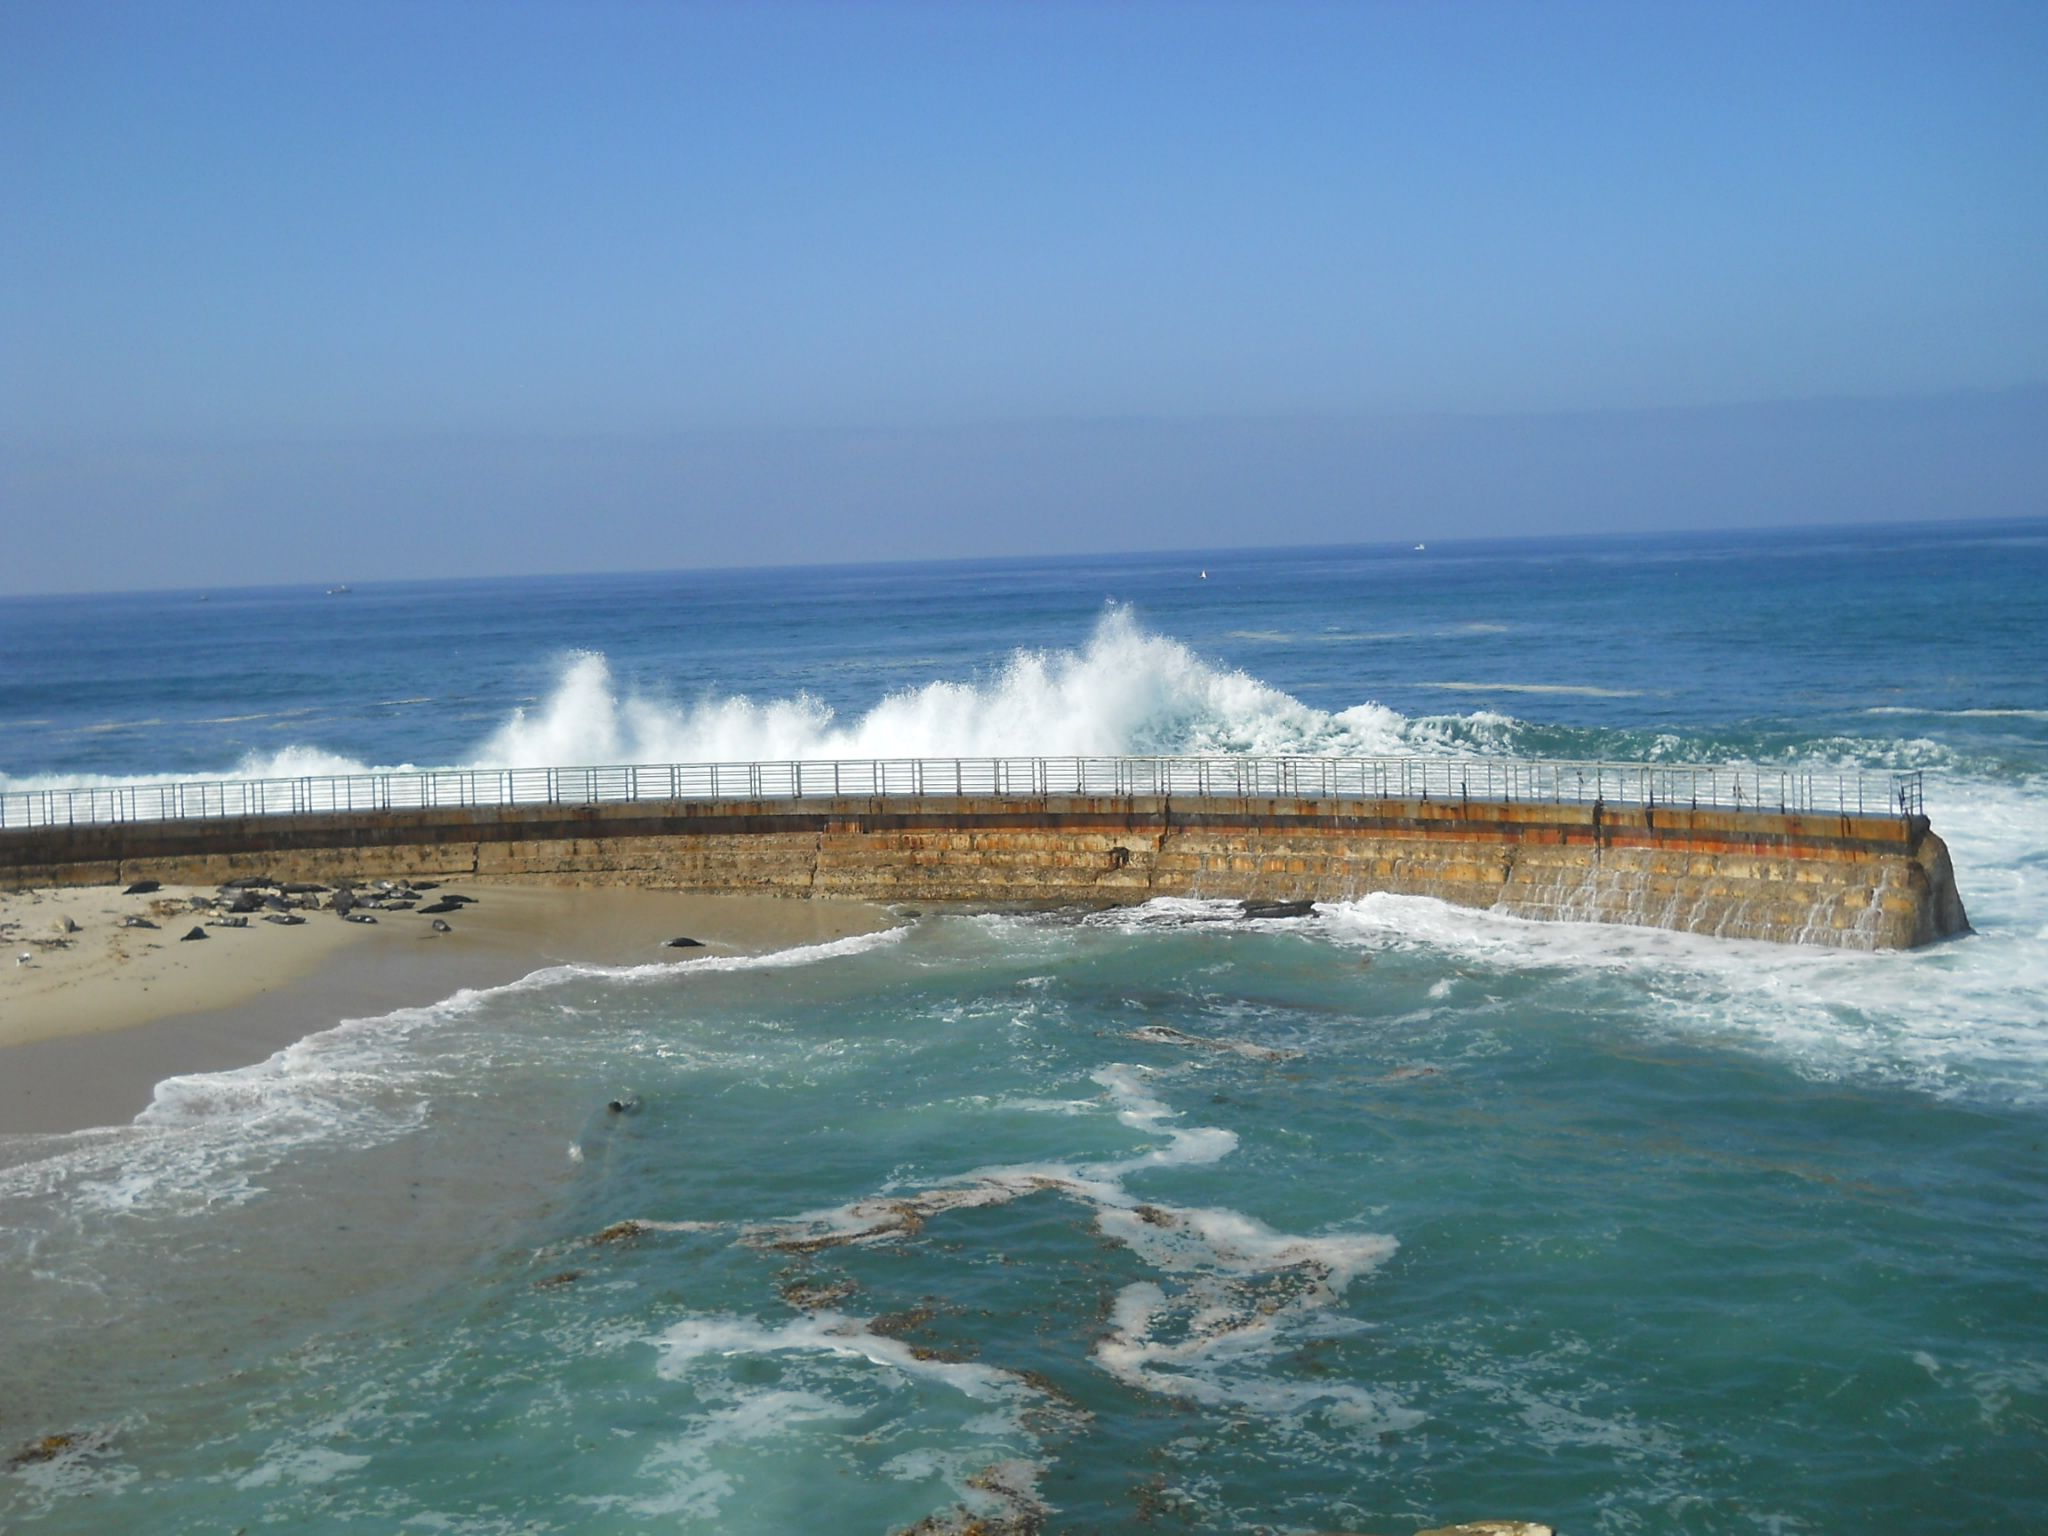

{"left": 6, "top": 510, "right": 2042, "bottom": 605}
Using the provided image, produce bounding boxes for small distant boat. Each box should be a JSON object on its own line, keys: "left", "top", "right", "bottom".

{"left": 327, "top": 584, "right": 352, "bottom": 595}
{"left": 1413, "top": 544, "right": 1426, "bottom": 552}
{"left": 1200, "top": 569, "right": 1209, "bottom": 580}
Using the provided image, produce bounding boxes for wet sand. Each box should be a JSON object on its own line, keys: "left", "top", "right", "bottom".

{"left": 0, "top": 883, "right": 894, "bottom": 1136}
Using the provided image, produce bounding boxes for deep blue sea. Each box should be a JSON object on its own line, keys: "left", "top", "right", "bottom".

{"left": 2, "top": 520, "right": 2045, "bottom": 1533}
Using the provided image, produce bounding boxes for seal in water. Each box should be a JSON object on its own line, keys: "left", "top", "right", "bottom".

{"left": 1240, "top": 899, "right": 1316, "bottom": 919}
{"left": 606, "top": 1095, "right": 642, "bottom": 1115}
{"left": 1126, "top": 1022, "right": 1302, "bottom": 1062}
{"left": 663, "top": 936, "right": 704, "bottom": 948}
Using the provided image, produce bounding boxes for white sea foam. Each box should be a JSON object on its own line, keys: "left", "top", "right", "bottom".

{"left": 1094, "top": 1203, "right": 1397, "bottom": 1284}
{"left": 631, "top": 1314, "right": 1052, "bottom": 1525}
{"left": 612, "top": 1325, "right": 1052, "bottom": 1530}
{"left": 471, "top": 608, "right": 1419, "bottom": 765}
{"left": 1865, "top": 707, "right": 2048, "bottom": 721}
{"left": 1097, "top": 1278, "right": 1422, "bottom": 1431}
{"left": 578, "top": 1388, "right": 863, "bottom": 1521}
{"left": 1416, "top": 681, "right": 1647, "bottom": 698}
{"left": 740, "top": 1065, "right": 1407, "bottom": 1434}
{"left": 0, "top": 609, "right": 1449, "bottom": 793}
{"left": 18, "top": 606, "right": 2024, "bottom": 802}
{"left": 654, "top": 1313, "right": 1021, "bottom": 1403}
{"left": 0, "top": 928, "right": 905, "bottom": 1221}
{"left": 0, "top": 1424, "right": 140, "bottom": 1508}
{"left": 543, "top": 925, "right": 907, "bottom": 986}
{"left": 234, "top": 1444, "right": 372, "bottom": 1490}
{"left": 1313, "top": 775, "right": 2048, "bottom": 1103}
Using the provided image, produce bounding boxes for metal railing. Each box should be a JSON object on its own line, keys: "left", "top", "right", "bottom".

{"left": 0, "top": 756, "right": 1925, "bottom": 830}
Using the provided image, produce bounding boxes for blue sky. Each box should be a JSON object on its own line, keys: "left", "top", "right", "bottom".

{"left": 3, "top": 0, "right": 2044, "bottom": 592}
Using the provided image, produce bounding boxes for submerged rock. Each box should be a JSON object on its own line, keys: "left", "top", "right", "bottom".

{"left": 7, "top": 1433, "right": 75, "bottom": 1467}
{"left": 777, "top": 1273, "right": 858, "bottom": 1310}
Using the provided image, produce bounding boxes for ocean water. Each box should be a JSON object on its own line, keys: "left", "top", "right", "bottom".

{"left": 1, "top": 520, "right": 2045, "bottom": 1533}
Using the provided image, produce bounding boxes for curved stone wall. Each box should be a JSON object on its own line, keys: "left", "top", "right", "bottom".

{"left": 0, "top": 792, "right": 1970, "bottom": 951}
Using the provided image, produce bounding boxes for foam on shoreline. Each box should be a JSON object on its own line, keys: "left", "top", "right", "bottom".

{"left": 0, "top": 884, "right": 894, "bottom": 1136}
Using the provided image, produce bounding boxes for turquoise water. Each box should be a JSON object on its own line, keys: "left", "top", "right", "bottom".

{"left": 2, "top": 522, "right": 2045, "bottom": 1532}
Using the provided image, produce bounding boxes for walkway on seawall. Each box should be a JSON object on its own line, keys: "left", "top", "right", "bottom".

{"left": 0, "top": 756, "right": 1968, "bottom": 951}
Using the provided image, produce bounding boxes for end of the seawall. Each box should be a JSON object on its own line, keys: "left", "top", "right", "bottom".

{"left": 1911, "top": 829, "right": 1972, "bottom": 946}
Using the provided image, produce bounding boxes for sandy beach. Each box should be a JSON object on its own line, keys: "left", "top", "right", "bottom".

{"left": 0, "top": 881, "right": 893, "bottom": 1136}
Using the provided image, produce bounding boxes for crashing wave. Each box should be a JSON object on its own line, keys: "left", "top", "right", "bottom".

{"left": 0, "top": 606, "right": 2024, "bottom": 792}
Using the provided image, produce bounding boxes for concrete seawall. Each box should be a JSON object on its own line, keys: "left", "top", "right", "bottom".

{"left": 0, "top": 792, "right": 1970, "bottom": 950}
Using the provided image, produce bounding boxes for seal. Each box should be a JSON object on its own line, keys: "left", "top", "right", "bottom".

{"left": 1240, "top": 899, "right": 1315, "bottom": 919}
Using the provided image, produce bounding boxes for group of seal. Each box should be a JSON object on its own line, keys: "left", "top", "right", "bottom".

{"left": 196, "top": 876, "right": 478, "bottom": 934}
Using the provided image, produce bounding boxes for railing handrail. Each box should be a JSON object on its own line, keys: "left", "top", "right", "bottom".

{"left": 0, "top": 754, "right": 1927, "bottom": 831}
